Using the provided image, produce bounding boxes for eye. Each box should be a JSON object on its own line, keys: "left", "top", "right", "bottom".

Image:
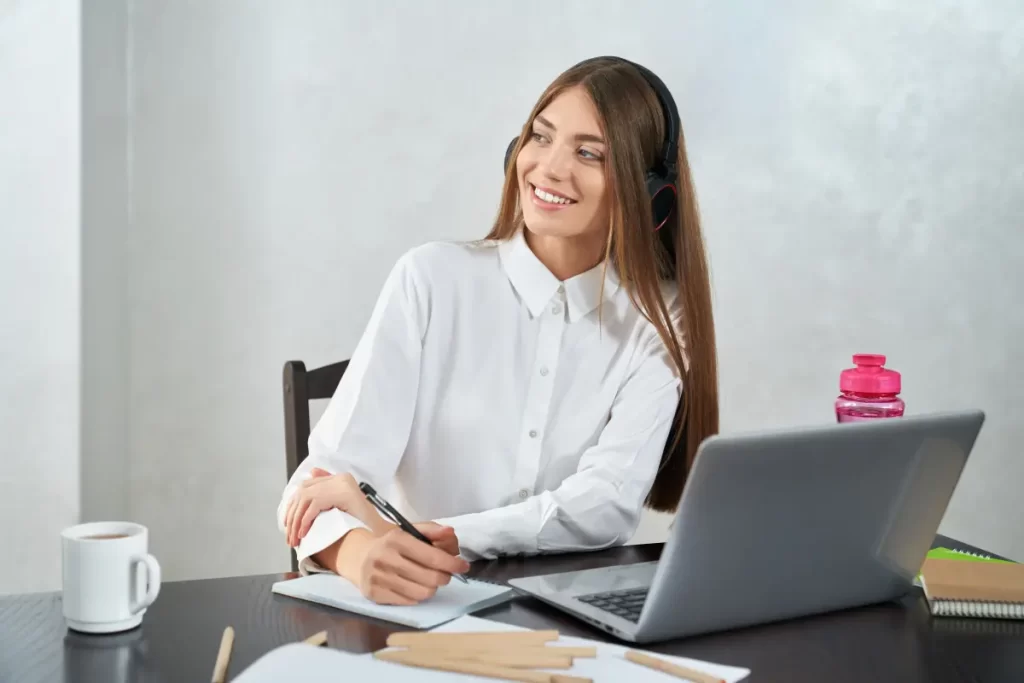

{"left": 578, "top": 148, "right": 603, "bottom": 161}
{"left": 530, "top": 131, "right": 549, "bottom": 144}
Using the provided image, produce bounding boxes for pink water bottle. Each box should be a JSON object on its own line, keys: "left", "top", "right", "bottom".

{"left": 835, "top": 354, "right": 905, "bottom": 422}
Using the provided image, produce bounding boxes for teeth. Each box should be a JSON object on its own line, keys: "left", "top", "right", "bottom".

{"left": 534, "top": 185, "right": 574, "bottom": 205}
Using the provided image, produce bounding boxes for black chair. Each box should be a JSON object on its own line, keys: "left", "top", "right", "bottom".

{"left": 281, "top": 359, "right": 349, "bottom": 570}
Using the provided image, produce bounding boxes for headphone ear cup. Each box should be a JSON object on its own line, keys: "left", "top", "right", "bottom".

{"left": 504, "top": 136, "right": 520, "bottom": 173}
{"left": 647, "top": 172, "right": 678, "bottom": 231}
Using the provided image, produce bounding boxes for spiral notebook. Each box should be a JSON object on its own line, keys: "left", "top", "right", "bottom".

{"left": 919, "top": 548, "right": 1024, "bottom": 619}
{"left": 271, "top": 573, "right": 514, "bottom": 629}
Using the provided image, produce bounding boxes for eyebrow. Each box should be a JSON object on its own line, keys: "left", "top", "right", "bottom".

{"left": 534, "top": 115, "right": 605, "bottom": 145}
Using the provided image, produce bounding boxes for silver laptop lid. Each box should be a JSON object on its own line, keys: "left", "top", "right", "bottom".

{"left": 636, "top": 410, "right": 984, "bottom": 641}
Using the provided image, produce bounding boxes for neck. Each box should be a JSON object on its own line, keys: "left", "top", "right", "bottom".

{"left": 523, "top": 229, "right": 606, "bottom": 281}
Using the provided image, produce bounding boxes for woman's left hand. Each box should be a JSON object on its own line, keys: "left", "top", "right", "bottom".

{"left": 285, "top": 468, "right": 391, "bottom": 547}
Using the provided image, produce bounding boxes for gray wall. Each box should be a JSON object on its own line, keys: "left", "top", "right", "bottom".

{"left": 82, "top": 0, "right": 131, "bottom": 525}
{"left": 0, "top": 0, "right": 81, "bottom": 594}
{"left": 3, "top": 0, "right": 1021, "bottom": 593}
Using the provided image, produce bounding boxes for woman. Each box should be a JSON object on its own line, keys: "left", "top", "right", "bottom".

{"left": 278, "top": 56, "right": 719, "bottom": 606}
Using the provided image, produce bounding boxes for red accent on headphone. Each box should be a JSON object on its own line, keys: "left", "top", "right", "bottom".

{"left": 652, "top": 185, "right": 678, "bottom": 232}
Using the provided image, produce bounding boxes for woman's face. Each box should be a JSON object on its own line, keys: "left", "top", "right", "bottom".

{"left": 516, "top": 86, "right": 610, "bottom": 240}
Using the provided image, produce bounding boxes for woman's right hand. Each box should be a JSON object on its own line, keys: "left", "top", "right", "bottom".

{"left": 341, "top": 525, "right": 471, "bottom": 605}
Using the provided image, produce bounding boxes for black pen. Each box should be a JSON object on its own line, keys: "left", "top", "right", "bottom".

{"left": 358, "top": 482, "right": 468, "bottom": 583}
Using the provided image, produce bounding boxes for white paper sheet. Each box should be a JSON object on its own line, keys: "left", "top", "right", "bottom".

{"left": 234, "top": 614, "right": 752, "bottom": 682}
{"left": 233, "top": 643, "right": 454, "bottom": 682}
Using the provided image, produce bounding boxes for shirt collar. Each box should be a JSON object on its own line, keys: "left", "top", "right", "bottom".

{"left": 498, "top": 229, "right": 621, "bottom": 322}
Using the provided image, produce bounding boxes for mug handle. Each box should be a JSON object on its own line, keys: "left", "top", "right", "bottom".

{"left": 130, "top": 554, "right": 162, "bottom": 614}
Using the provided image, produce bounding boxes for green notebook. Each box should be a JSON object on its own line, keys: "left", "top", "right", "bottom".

{"left": 915, "top": 547, "right": 1013, "bottom": 586}
{"left": 919, "top": 547, "right": 1023, "bottom": 619}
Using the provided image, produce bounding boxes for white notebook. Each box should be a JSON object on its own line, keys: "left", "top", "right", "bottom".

{"left": 271, "top": 573, "right": 514, "bottom": 629}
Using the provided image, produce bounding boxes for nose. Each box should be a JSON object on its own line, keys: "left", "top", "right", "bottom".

{"left": 538, "top": 143, "right": 573, "bottom": 181}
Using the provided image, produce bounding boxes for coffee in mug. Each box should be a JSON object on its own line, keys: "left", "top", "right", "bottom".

{"left": 82, "top": 533, "right": 129, "bottom": 540}
{"left": 61, "top": 521, "right": 161, "bottom": 634}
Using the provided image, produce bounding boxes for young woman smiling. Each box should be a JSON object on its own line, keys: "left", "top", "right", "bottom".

{"left": 279, "top": 56, "right": 719, "bottom": 606}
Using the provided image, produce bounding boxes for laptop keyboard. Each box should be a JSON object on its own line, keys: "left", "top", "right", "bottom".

{"left": 576, "top": 587, "right": 648, "bottom": 623}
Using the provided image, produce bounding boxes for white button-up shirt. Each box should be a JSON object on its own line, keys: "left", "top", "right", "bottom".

{"left": 278, "top": 228, "right": 683, "bottom": 570}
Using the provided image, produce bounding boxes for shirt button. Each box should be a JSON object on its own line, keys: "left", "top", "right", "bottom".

{"left": 551, "top": 304, "right": 561, "bottom": 314}
{"left": 539, "top": 367, "right": 549, "bottom": 376}
{"left": 528, "top": 429, "right": 538, "bottom": 438}
{"left": 519, "top": 488, "right": 529, "bottom": 499}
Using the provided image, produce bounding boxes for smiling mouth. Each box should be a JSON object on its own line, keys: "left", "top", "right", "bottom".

{"left": 529, "top": 183, "right": 577, "bottom": 206}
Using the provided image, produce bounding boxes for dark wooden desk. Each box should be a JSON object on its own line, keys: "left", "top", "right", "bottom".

{"left": 1, "top": 534, "right": 1020, "bottom": 682}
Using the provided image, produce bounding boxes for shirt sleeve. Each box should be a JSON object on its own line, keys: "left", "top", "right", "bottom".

{"left": 276, "top": 251, "right": 426, "bottom": 572}
{"left": 433, "top": 326, "right": 683, "bottom": 561}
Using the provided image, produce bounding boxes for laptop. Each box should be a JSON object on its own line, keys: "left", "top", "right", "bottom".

{"left": 507, "top": 410, "right": 985, "bottom": 643}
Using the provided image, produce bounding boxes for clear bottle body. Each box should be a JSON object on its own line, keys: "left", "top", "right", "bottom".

{"left": 835, "top": 391, "right": 905, "bottom": 422}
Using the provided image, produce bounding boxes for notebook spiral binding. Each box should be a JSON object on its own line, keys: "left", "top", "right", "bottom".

{"left": 929, "top": 600, "right": 1024, "bottom": 619}
{"left": 953, "top": 551, "right": 984, "bottom": 558}
{"left": 945, "top": 549, "right": 997, "bottom": 560}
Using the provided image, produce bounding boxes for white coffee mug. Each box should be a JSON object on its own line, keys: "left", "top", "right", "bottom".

{"left": 61, "top": 521, "right": 161, "bottom": 634}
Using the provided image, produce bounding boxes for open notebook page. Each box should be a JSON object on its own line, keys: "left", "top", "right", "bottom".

{"left": 271, "top": 573, "right": 514, "bottom": 629}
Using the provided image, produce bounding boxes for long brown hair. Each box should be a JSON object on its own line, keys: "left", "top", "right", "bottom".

{"left": 486, "top": 58, "right": 719, "bottom": 513}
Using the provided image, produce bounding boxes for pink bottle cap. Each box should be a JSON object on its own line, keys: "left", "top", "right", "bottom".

{"left": 840, "top": 354, "right": 901, "bottom": 394}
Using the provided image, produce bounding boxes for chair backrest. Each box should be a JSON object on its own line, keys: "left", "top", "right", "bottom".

{"left": 282, "top": 359, "right": 349, "bottom": 480}
{"left": 281, "top": 359, "right": 349, "bottom": 572}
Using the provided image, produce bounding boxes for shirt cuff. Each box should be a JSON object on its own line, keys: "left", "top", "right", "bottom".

{"left": 434, "top": 507, "right": 538, "bottom": 561}
{"left": 294, "top": 507, "right": 368, "bottom": 571}
{"left": 298, "top": 555, "right": 331, "bottom": 575}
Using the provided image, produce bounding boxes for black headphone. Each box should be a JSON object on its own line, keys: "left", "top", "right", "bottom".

{"left": 503, "top": 56, "right": 681, "bottom": 231}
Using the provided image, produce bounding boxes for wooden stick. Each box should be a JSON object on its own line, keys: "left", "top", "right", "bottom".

{"left": 211, "top": 626, "right": 234, "bottom": 683}
{"left": 405, "top": 644, "right": 596, "bottom": 658}
{"left": 374, "top": 649, "right": 559, "bottom": 682}
{"left": 386, "top": 630, "right": 559, "bottom": 649}
{"left": 434, "top": 650, "right": 573, "bottom": 669}
{"left": 303, "top": 630, "right": 328, "bottom": 647}
{"left": 625, "top": 650, "right": 725, "bottom": 683}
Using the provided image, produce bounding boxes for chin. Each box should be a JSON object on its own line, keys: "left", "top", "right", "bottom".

{"left": 522, "top": 215, "right": 587, "bottom": 239}
{"left": 521, "top": 204, "right": 596, "bottom": 240}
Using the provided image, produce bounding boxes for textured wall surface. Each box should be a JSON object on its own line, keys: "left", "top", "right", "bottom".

{"left": 82, "top": 0, "right": 131, "bottom": 527}
{"left": 92, "top": 0, "right": 1024, "bottom": 583}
